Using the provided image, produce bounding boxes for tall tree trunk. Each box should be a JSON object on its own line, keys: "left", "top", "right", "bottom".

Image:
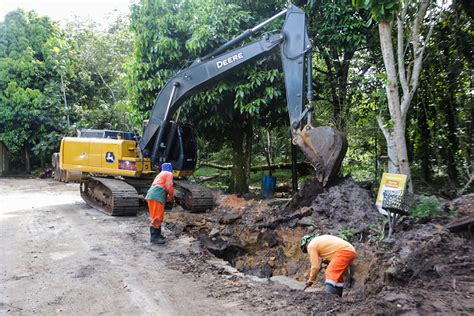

{"left": 60, "top": 73, "right": 70, "bottom": 129}
{"left": 25, "top": 147, "right": 30, "bottom": 174}
{"left": 334, "top": 55, "right": 353, "bottom": 131}
{"left": 444, "top": 90, "right": 460, "bottom": 182}
{"left": 322, "top": 49, "right": 354, "bottom": 131}
{"left": 441, "top": 36, "right": 460, "bottom": 182}
{"left": 244, "top": 121, "right": 253, "bottom": 186}
{"left": 230, "top": 125, "right": 249, "bottom": 194}
{"left": 375, "top": 0, "right": 434, "bottom": 192}
{"left": 263, "top": 129, "right": 273, "bottom": 176}
{"left": 97, "top": 69, "right": 116, "bottom": 104}
{"left": 378, "top": 116, "right": 399, "bottom": 173}
{"left": 418, "top": 89, "right": 432, "bottom": 181}
{"left": 378, "top": 21, "right": 412, "bottom": 188}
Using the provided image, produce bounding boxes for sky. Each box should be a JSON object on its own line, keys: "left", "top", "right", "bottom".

{"left": 0, "top": 0, "right": 135, "bottom": 25}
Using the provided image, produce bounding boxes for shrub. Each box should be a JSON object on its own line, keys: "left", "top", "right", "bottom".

{"left": 411, "top": 195, "right": 443, "bottom": 217}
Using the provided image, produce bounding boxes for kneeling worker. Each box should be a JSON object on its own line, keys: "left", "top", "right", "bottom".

{"left": 300, "top": 234, "right": 356, "bottom": 297}
{"left": 145, "top": 162, "right": 174, "bottom": 244}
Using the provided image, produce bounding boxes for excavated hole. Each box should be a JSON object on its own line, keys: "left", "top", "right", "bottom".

{"left": 169, "top": 177, "right": 385, "bottom": 281}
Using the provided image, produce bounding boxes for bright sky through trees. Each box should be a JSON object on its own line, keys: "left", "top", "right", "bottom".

{"left": 0, "top": 0, "right": 135, "bottom": 25}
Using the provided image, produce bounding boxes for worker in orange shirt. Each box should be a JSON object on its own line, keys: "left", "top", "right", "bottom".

{"left": 300, "top": 234, "right": 356, "bottom": 297}
{"left": 145, "top": 162, "right": 174, "bottom": 244}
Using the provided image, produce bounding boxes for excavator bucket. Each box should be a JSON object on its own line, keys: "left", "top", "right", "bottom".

{"left": 293, "top": 125, "right": 348, "bottom": 186}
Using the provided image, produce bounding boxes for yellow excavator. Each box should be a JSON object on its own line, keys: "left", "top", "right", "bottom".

{"left": 59, "top": 5, "right": 347, "bottom": 216}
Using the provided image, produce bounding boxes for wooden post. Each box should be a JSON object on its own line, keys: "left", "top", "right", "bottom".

{"left": 291, "top": 141, "right": 298, "bottom": 193}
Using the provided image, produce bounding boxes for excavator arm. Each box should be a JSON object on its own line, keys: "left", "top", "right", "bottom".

{"left": 139, "top": 4, "right": 347, "bottom": 186}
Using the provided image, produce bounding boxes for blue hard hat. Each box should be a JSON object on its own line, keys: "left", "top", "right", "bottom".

{"left": 161, "top": 162, "right": 173, "bottom": 172}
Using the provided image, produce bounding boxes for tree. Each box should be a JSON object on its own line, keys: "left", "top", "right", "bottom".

{"left": 63, "top": 17, "right": 134, "bottom": 130}
{"left": 0, "top": 10, "right": 65, "bottom": 171}
{"left": 303, "top": 0, "right": 374, "bottom": 130}
{"left": 411, "top": 1, "right": 473, "bottom": 191}
{"left": 354, "top": 0, "right": 438, "bottom": 190}
{"left": 0, "top": 10, "right": 134, "bottom": 171}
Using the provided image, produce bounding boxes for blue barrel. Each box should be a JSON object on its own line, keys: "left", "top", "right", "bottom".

{"left": 261, "top": 175, "right": 276, "bottom": 199}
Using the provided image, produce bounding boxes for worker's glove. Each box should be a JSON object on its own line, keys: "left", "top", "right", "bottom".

{"left": 305, "top": 280, "right": 314, "bottom": 287}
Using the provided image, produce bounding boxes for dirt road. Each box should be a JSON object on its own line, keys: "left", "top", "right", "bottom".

{"left": 0, "top": 178, "right": 251, "bottom": 314}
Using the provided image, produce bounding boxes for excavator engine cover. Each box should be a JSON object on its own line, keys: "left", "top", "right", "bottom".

{"left": 294, "top": 125, "right": 348, "bottom": 186}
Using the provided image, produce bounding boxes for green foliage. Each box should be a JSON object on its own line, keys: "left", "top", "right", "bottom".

{"left": 193, "top": 166, "right": 231, "bottom": 190}
{"left": 60, "top": 17, "right": 134, "bottom": 131}
{"left": 411, "top": 195, "right": 443, "bottom": 217}
{"left": 0, "top": 0, "right": 470, "bottom": 198}
{"left": 338, "top": 227, "right": 354, "bottom": 241}
{"left": 0, "top": 9, "right": 135, "bottom": 171}
{"left": 0, "top": 9, "right": 66, "bottom": 168}
{"left": 369, "top": 221, "right": 387, "bottom": 241}
{"left": 304, "top": 0, "right": 376, "bottom": 130}
{"left": 1, "top": 9, "right": 56, "bottom": 58}
{"left": 352, "top": 0, "right": 400, "bottom": 22}
{"left": 343, "top": 68, "right": 386, "bottom": 182}
{"left": 409, "top": 2, "right": 473, "bottom": 187}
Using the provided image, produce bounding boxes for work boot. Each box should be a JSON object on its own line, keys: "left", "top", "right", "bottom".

{"left": 324, "top": 283, "right": 342, "bottom": 297}
{"left": 150, "top": 227, "right": 165, "bottom": 244}
{"left": 156, "top": 226, "right": 166, "bottom": 240}
{"left": 335, "top": 286, "right": 344, "bottom": 297}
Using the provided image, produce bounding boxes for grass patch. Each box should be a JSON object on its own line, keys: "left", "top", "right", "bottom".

{"left": 192, "top": 167, "right": 230, "bottom": 191}
{"left": 338, "top": 227, "right": 354, "bottom": 242}
{"left": 250, "top": 169, "right": 293, "bottom": 186}
{"left": 192, "top": 167, "right": 297, "bottom": 192}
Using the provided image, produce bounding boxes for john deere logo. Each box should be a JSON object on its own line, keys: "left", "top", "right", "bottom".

{"left": 105, "top": 152, "right": 115, "bottom": 163}
{"left": 216, "top": 52, "right": 244, "bottom": 69}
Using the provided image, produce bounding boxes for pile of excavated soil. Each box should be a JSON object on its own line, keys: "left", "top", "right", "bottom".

{"left": 288, "top": 177, "right": 384, "bottom": 235}
{"left": 352, "top": 216, "right": 474, "bottom": 314}
{"left": 164, "top": 179, "right": 474, "bottom": 314}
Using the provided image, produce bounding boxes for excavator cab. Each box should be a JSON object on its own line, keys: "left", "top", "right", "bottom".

{"left": 165, "top": 123, "right": 198, "bottom": 177}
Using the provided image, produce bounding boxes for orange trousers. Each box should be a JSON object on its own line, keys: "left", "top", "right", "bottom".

{"left": 325, "top": 249, "right": 356, "bottom": 286}
{"left": 147, "top": 199, "right": 165, "bottom": 228}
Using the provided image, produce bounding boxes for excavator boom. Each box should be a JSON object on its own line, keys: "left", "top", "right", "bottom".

{"left": 140, "top": 5, "right": 347, "bottom": 186}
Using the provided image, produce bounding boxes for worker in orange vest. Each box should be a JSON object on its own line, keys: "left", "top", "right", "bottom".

{"left": 300, "top": 234, "right": 356, "bottom": 297}
{"left": 145, "top": 162, "right": 174, "bottom": 244}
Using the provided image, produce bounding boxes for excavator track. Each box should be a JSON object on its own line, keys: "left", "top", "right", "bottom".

{"left": 174, "top": 180, "right": 214, "bottom": 212}
{"left": 80, "top": 176, "right": 139, "bottom": 216}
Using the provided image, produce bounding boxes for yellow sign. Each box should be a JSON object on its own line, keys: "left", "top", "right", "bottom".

{"left": 376, "top": 173, "right": 408, "bottom": 214}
